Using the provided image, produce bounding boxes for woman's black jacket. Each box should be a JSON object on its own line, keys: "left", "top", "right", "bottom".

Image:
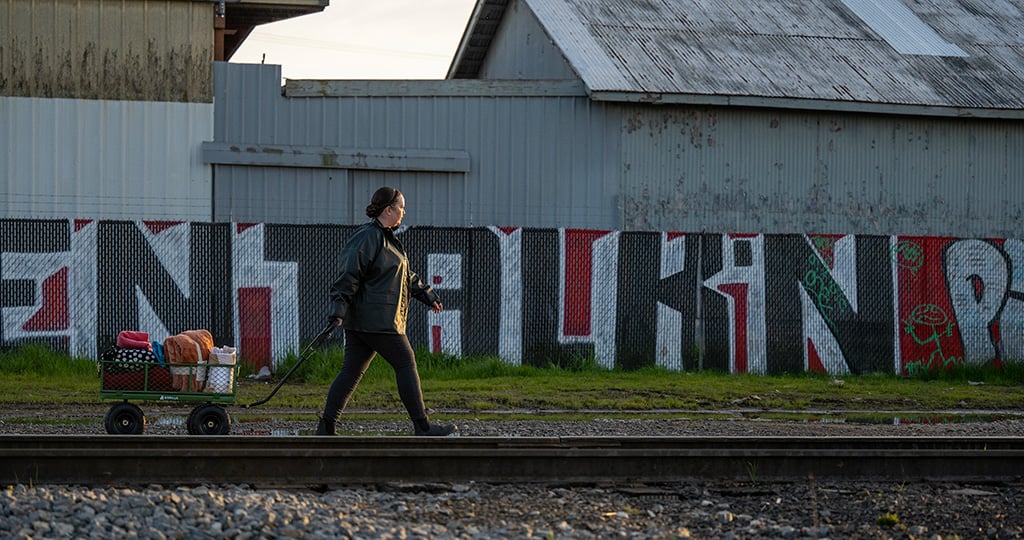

{"left": 328, "top": 220, "right": 439, "bottom": 335}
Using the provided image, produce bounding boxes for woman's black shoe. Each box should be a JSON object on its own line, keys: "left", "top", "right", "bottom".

{"left": 415, "top": 423, "right": 458, "bottom": 436}
{"left": 315, "top": 417, "right": 336, "bottom": 436}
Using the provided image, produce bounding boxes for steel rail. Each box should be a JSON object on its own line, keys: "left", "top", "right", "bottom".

{"left": 2, "top": 435, "right": 1023, "bottom": 486}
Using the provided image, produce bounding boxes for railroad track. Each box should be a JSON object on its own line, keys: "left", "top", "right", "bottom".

{"left": 3, "top": 435, "right": 1023, "bottom": 486}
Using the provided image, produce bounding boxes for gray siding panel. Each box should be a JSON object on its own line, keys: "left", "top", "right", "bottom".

{"left": 1, "top": 96, "right": 212, "bottom": 220}
{"left": 620, "top": 106, "right": 1024, "bottom": 237}
{"left": 213, "top": 165, "right": 350, "bottom": 225}
{"left": 524, "top": 0, "right": 632, "bottom": 91}
{"left": 211, "top": 63, "right": 620, "bottom": 229}
{"left": 477, "top": 0, "right": 577, "bottom": 80}
{"left": 211, "top": 64, "right": 1021, "bottom": 237}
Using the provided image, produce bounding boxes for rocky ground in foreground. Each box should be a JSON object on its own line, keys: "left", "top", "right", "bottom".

{"left": 2, "top": 408, "right": 1024, "bottom": 538}
{"left": 3, "top": 477, "right": 1021, "bottom": 540}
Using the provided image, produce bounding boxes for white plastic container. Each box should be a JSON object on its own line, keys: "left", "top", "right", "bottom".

{"left": 207, "top": 346, "right": 236, "bottom": 394}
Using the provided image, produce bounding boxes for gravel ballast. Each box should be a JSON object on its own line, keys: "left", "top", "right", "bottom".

{"left": 2, "top": 410, "right": 1023, "bottom": 539}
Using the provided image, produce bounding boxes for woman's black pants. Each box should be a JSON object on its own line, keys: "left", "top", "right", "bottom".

{"left": 320, "top": 329, "right": 429, "bottom": 431}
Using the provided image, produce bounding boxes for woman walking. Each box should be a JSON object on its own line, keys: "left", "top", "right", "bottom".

{"left": 317, "top": 186, "right": 456, "bottom": 436}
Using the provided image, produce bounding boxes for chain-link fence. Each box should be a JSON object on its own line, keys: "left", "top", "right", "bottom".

{"left": 1, "top": 220, "right": 1020, "bottom": 375}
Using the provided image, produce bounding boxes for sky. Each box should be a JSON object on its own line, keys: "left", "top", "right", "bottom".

{"left": 230, "top": 0, "right": 478, "bottom": 80}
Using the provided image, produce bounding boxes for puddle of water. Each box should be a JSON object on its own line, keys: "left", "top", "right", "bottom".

{"left": 232, "top": 427, "right": 306, "bottom": 437}
{"left": 151, "top": 415, "right": 186, "bottom": 426}
{"left": 230, "top": 428, "right": 408, "bottom": 436}
{"left": 891, "top": 414, "right": 1019, "bottom": 425}
{"left": 147, "top": 414, "right": 306, "bottom": 436}
{"left": 801, "top": 413, "right": 1020, "bottom": 425}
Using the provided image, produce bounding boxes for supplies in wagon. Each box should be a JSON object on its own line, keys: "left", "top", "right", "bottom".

{"left": 206, "top": 346, "right": 237, "bottom": 394}
{"left": 162, "top": 330, "right": 214, "bottom": 392}
{"left": 100, "top": 330, "right": 173, "bottom": 391}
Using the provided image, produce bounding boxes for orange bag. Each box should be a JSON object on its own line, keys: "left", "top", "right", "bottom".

{"left": 183, "top": 329, "right": 214, "bottom": 360}
{"left": 163, "top": 330, "right": 214, "bottom": 392}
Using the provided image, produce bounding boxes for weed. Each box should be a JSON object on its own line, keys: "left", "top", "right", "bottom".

{"left": 877, "top": 513, "right": 900, "bottom": 526}
{"left": 621, "top": 504, "right": 643, "bottom": 515}
{"left": 907, "top": 359, "right": 1024, "bottom": 383}
{"left": 0, "top": 344, "right": 96, "bottom": 377}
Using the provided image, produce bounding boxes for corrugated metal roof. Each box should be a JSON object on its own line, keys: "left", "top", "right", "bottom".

{"left": 452, "top": 0, "right": 1024, "bottom": 116}
{"left": 839, "top": 0, "right": 967, "bottom": 57}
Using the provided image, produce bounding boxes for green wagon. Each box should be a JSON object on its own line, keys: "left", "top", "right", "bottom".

{"left": 99, "top": 357, "right": 239, "bottom": 435}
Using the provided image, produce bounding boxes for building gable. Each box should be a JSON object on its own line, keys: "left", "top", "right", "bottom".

{"left": 451, "top": 0, "right": 1024, "bottom": 118}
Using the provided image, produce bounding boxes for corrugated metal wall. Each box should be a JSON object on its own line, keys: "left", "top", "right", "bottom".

{"left": 620, "top": 107, "right": 1024, "bottom": 237}
{"left": 0, "top": 96, "right": 213, "bottom": 220}
{"left": 208, "top": 65, "right": 1023, "bottom": 236}
{"left": 477, "top": 0, "right": 576, "bottom": 80}
{"left": 209, "top": 63, "right": 622, "bottom": 229}
{"left": 0, "top": 0, "right": 212, "bottom": 102}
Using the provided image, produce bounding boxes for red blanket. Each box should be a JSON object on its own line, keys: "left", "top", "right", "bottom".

{"left": 116, "top": 330, "right": 152, "bottom": 350}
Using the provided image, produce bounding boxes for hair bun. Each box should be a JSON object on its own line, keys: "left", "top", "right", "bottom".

{"left": 366, "top": 186, "right": 399, "bottom": 218}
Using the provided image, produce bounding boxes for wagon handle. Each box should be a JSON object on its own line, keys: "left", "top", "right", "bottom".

{"left": 242, "top": 322, "right": 337, "bottom": 409}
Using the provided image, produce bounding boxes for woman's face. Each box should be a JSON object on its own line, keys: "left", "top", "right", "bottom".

{"left": 379, "top": 193, "right": 406, "bottom": 228}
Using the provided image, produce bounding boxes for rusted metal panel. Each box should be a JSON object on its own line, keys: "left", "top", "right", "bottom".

{"left": 620, "top": 106, "right": 1024, "bottom": 237}
{"left": 202, "top": 142, "right": 471, "bottom": 172}
{"left": 0, "top": 96, "right": 213, "bottom": 220}
{"left": 0, "top": 0, "right": 212, "bottom": 102}
{"left": 284, "top": 79, "right": 586, "bottom": 98}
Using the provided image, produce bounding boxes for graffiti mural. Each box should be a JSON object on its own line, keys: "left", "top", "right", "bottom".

{"left": 1, "top": 219, "right": 1021, "bottom": 375}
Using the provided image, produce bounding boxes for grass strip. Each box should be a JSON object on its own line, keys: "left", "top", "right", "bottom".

{"left": 2, "top": 344, "right": 1023, "bottom": 413}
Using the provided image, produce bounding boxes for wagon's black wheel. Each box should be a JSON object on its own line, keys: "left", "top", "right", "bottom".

{"left": 188, "top": 404, "right": 230, "bottom": 435}
{"left": 104, "top": 402, "right": 145, "bottom": 435}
